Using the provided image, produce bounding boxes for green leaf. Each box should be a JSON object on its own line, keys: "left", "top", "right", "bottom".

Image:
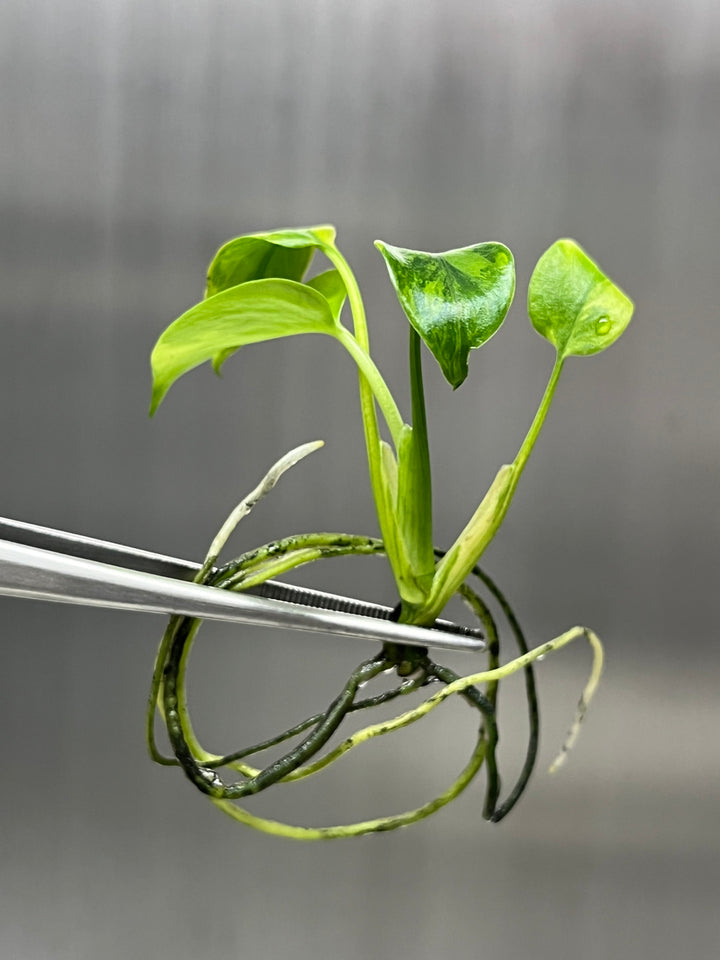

{"left": 528, "top": 239, "right": 634, "bottom": 359}
{"left": 150, "top": 278, "right": 338, "bottom": 415}
{"left": 210, "top": 269, "right": 347, "bottom": 376}
{"left": 306, "top": 269, "right": 347, "bottom": 321}
{"left": 425, "top": 463, "right": 515, "bottom": 621}
{"left": 375, "top": 240, "right": 515, "bottom": 389}
{"left": 206, "top": 225, "right": 336, "bottom": 298}
{"left": 261, "top": 224, "right": 336, "bottom": 247}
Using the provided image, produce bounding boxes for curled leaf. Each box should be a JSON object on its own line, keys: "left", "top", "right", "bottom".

{"left": 375, "top": 240, "right": 515, "bottom": 389}
{"left": 150, "top": 278, "right": 338, "bottom": 414}
{"left": 209, "top": 270, "right": 345, "bottom": 376}
{"left": 206, "top": 225, "right": 336, "bottom": 298}
{"left": 528, "top": 239, "right": 633, "bottom": 359}
{"left": 306, "top": 269, "right": 347, "bottom": 322}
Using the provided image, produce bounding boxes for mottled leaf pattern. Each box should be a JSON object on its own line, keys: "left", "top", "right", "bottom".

{"left": 375, "top": 240, "right": 515, "bottom": 388}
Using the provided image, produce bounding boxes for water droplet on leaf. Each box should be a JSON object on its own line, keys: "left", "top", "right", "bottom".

{"left": 594, "top": 315, "right": 612, "bottom": 336}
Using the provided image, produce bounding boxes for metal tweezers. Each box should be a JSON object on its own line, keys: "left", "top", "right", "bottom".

{"left": 0, "top": 517, "right": 484, "bottom": 653}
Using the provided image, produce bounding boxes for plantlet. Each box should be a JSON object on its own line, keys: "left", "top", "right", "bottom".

{"left": 148, "top": 226, "right": 632, "bottom": 839}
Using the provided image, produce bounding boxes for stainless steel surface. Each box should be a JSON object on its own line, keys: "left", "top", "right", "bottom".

{"left": 0, "top": 517, "right": 485, "bottom": 651}
{"left": 0, "top": 535, "right": 484, "bottom": 652}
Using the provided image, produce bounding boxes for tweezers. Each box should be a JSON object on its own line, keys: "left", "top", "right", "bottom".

{"left": 0, "top": 517, "right": 485, "bottom": 654}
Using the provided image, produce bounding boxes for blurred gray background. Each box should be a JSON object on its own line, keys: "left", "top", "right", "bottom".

{"left": 1, "top": 0, "right": 719, "bottom": 957}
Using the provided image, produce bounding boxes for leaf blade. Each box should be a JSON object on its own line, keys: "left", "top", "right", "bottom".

{"left": 528, "top": 239, "right": 634, "bottom": 359}
{"left": 306, "top": 269, "right": 347, "bottom": 322}
{"left": 210, "top": 269, "right": 347, "bottom": 377}
{"left": 375, "top": 240, "right": 515, "bottom": 388}
{"left": 150, "top": 278, "right": 337, "bottom": 414}
{"left": 206, "top": 225, "right": 336, "bottom": 298}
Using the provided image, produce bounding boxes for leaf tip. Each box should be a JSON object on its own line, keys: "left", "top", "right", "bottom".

{"left": 444, "top": 356, "right": 469, "bottom": 391}
{"left": 374, "top": 239, "right": 406, "bottom": 263}
{"left": 373, "top": 239, "right": 391, "bottom": 262}
{"left": 148, "top": 384, "right": 164, "bottom": 418}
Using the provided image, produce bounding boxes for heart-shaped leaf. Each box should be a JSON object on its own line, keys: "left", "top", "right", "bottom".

{"left": 150, "top": 278, "right": 338, "bottom": 414}
{"left": 206, "top": 225, "right": 336, "bottom": 298}
{"left": 528, "top": 239, "right": 633, "bottom": 359}
{"left": 375, "top": 240, "right": 515, "bottom": 389}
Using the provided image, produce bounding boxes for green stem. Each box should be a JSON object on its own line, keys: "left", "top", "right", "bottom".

{"left": 423, "top": 354, "right": 565, "bottom": 621}
{"left": 409, "top": 327, "right": 431, "bottom": 477}
{"left": 334, "top": 326, "right": 404, "bottom": 447}
{"left": 512, "top": 353, "right": 565, "bottom": 480}
{"left": 320, "top": 241, "right": 400, "bottom": 559}
{"left": 396, "top": 327, "right": 434, "bottom": 612}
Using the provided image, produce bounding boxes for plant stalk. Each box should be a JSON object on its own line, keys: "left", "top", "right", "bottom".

{"left": 421, "top": 354, "right": 565, "bottom": 622}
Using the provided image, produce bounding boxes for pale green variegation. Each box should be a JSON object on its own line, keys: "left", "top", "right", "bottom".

{"left": 305, "top": 269, "right": 347, "bottom": 321}
{"left": 375, "top": 240, "right": 515, "bottom": 388}
{"left": 528, "top": 239, "right": 633, "bottom": 359}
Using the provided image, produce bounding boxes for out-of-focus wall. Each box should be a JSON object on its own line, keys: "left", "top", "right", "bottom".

{"left": 1, "top": 2, "right": 718, "bottom": 958}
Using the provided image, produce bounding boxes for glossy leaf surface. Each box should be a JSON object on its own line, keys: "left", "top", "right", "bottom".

{"left": 210, "top": 270, "right": 347, "bottom": 375}
{"left": 375, "top": 240, "right": 515, "bottom": 388}
{"left": 306, "top": 269, "right": 347, "bottom": 321}
{"left": 528, "top": 239, "right": 633, "bottom": 359}
{"left": 206, "top": 225, "right": 336, "bottom": 298}
{"left": 151, "top": 278, "right": 337, "bottom": 414}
